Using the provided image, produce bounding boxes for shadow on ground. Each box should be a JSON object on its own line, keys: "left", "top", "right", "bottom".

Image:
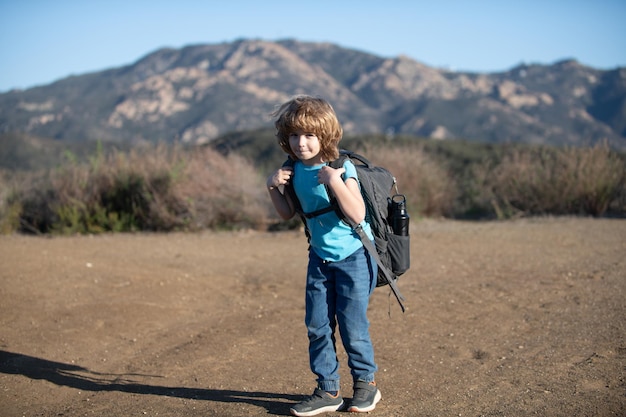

{"left": 0, "top": 350, "right": 300, "bottom": 416}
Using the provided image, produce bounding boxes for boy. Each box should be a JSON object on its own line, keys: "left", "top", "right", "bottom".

{"left": 267, "top": 96, "right": 381, "bottom": 415}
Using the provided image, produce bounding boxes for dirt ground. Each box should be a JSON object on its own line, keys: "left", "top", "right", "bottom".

{"left": 1, "top": 217, "right": 625, "bottom": 417}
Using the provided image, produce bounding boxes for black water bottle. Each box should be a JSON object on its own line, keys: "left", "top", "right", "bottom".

{"left": 391, "top": 194, "right": 409, "bottom": 236}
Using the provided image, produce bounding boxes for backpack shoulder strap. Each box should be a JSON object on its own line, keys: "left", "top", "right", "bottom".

{"left": 282, "top": 158, "right": 313, "bottom": 243}
{"left": 282, "top": 157, "right": 302, "bottom": 212}
{"left": 326, "top": 152, "right": 353, "bottom": 225}
{"left": 355, "top": 224, "right": 406, "bottom": 312}
{"left": 282, "top": 154, "right": 349, "bottom": 241}
{"left": 328, "top": 152, "right": 350, "bottom": 169}
{"left": 283, "top": 157, "right": 339, "bottom": 220}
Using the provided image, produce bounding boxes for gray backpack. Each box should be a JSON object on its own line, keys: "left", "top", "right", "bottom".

{"left": 284, "top": 150, "right": 409, "bottom": 312}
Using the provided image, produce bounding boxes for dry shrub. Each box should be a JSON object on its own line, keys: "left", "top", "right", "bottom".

{"left": 488, "top": 142, "right": 625, "bottom": 217}
{"left": 573, "top": 143, "right": 626, "bottom": 216}
{"left": 0, "top": 170, "right": 23, "bottom": 234}
{"left": 8, "top": 143, "right": 270, "bottom": 234}
{"left": 177, "top": 147, "right": 270, "bottom": 229}
{"left": 47, "top": 143, "right": 186, "bottom": 233}
{"left": 355, "top": 144, "right": 457, "bottom": 218}
{"left": 0, "top": 168, "right": 60, "bottom": 234}
{"left": 4, "top": 140, "right": 623, "bottom": 234}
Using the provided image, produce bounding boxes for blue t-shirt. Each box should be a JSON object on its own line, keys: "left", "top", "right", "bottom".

{"left": 293, "top": 159, "right": 374, "bottom": 261}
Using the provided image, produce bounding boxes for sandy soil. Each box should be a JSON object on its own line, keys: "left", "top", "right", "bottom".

{"left": 1, "top": 217, "right": 625, "bottom": 417}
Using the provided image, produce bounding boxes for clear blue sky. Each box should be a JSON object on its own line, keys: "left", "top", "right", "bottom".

{"left": 1, "top": 0, "right": 625, "bottom": 92}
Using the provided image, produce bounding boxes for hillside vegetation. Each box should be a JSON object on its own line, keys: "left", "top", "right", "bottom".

{"left": 1, "top": 133, "right": 624, "bottom": 235}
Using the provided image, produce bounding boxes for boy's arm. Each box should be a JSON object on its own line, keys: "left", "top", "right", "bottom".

{"left": 267, "top": 168, "right": 295, "bottom": 220}
{"left": 321, "top": 167, "right": 365, "bottom": 225}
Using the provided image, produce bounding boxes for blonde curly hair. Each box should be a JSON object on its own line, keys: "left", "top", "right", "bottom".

{"left": 272, "top": 95, "right": 343, "bottom": 161}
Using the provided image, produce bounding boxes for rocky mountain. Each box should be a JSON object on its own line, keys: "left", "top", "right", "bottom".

{"left": 1, "top": 39, "right": 625, "bottom": 149}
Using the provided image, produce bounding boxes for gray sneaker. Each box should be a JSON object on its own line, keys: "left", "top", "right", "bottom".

{"left": 290, "top": 388, "right": 344, "bottom": 416}
{"left": 347, "top": 381, "right": 381, "bottom": 413}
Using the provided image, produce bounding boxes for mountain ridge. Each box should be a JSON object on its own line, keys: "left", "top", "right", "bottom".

{"left": 1, "top": 39, "right": 624, "bottom": 149}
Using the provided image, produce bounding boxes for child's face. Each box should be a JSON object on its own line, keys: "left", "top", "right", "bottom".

{"left": 289, "top": 130, "right": 323, "bottom": 165}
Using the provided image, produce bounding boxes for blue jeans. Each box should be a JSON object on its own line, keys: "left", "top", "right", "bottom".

{"left": 305, "top": 245, "right": 378, "bottom": 392}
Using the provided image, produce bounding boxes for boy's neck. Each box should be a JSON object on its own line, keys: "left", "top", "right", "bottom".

{"left": 300, "top": 155, "right": 325, "bottom": 166}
